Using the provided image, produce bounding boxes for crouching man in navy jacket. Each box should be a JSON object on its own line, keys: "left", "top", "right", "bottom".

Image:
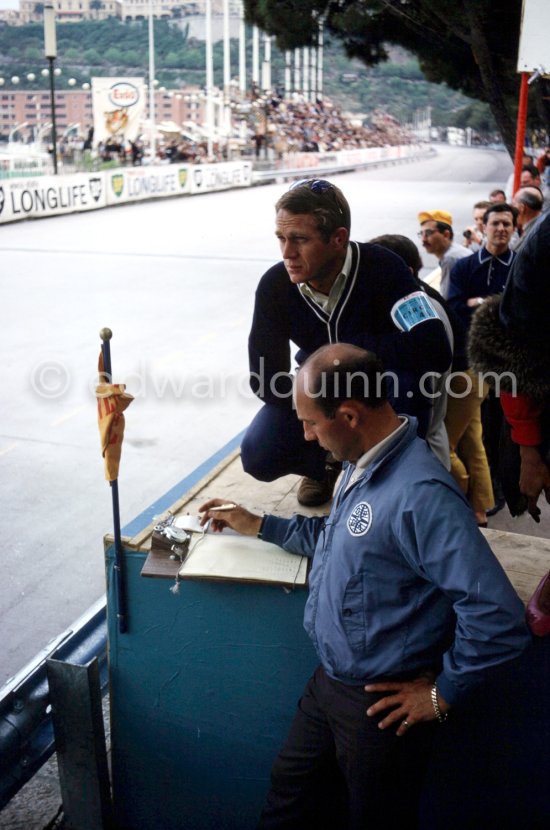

{"left": 242, "top": 178, "right": 452, "bottom": 508}
{"left": 201, "top": 343, "right": 529, "bottom": 830}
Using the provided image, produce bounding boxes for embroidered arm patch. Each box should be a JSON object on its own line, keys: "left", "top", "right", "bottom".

{"left": 391, "top": 291, "right": 438, "bottom": 332}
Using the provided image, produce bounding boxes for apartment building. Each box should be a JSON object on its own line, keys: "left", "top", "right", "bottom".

{"left": 0, "top": 85, "right": 206, "bottom": 141}
{"left": 15, "top": 1, "right": 213, "bottom": 25}
{"left": 18, "top": 1, "right": 121, "bottom": 24}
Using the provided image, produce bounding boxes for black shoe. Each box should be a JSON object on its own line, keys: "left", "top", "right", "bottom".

{"left": 486, "top": 498, "right": 505, "bottom": 517}
{"left": 297, "top": 460, "right": 342, "bottom": 507}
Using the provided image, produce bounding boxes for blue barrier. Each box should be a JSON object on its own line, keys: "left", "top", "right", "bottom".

{"left": 0, "top": 430, "right": 245, "bottom": 811}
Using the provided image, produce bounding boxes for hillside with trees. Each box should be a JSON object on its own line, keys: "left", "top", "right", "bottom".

{"left": 0, "top": 17, "right": 491, "bottom": 134}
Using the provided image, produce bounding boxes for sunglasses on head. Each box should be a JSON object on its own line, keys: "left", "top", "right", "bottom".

{"left": 288, "top": 178, "right": 335, "bottom": 193}
{"left": 287, "top": 179, "right": 344, "bottom": 216}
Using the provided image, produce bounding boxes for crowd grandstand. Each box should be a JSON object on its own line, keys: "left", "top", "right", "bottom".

{"left": 255, "top": 97, "right": 413, "bottom": 159}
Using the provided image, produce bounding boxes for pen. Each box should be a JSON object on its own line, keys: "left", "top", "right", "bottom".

{"left": 210, "top": 503, "right": 237, "bottom": 512}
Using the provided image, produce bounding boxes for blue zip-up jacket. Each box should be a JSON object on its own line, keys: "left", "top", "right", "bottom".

{"left": 261, "top": 420, "right": 529, "bottom": 706}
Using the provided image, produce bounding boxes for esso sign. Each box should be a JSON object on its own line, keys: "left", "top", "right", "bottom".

{"left": 109, "top": 82, "right": 140, "bottom": 108}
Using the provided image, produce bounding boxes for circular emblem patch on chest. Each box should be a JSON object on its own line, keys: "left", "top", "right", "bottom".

{"left": 347, "top": 502, "right": 373, "bottom": 536}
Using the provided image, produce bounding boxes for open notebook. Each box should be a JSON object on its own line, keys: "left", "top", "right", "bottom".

{"left": 172, "top": 514, "right": 308, "bottom": 588}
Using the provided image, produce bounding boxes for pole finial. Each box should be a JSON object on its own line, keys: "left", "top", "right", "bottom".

{"left": 100, "top": 327, "right": 113, "bottom": 342}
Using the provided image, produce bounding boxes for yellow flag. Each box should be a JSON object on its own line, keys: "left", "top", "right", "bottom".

{"left": 96, "top": 352, "right": 134, "bottom": 482}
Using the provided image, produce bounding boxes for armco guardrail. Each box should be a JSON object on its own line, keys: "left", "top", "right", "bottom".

{"left": 0, "top": 598, "right": 107, "bottom": 811}
{"left": 0, "top": 159, "right": 253, "bottom": 224}
{"left": 251, "top": 143, "right": 435, "bottom": 183}
{"left": 0, "top": 145, "right": 435, "bottom": 224}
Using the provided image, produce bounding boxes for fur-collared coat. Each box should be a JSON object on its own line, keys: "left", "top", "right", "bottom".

{"left": 468, "top": 295, "right": 550, "bottom": 402}
{"left": 468, "top": 212, "right": 550, "bottom": 516}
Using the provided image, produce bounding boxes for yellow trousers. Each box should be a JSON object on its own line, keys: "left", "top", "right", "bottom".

{"left": 444, "top": 370, "right": 494, "bottom": 514}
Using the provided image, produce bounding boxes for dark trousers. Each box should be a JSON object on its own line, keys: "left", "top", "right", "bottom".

{"left": 241, "top": 390, "right": 430, "bottom": 483}
{"left": 241, "top": 403, "right": 327, "bottom": 482}
{"left": 258, "top": 666, "right": 436, "bottom": 830}
{"left": 481, "top": 389, "right": 505, "bottom": 501}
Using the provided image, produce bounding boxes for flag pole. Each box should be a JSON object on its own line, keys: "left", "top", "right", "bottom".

{"left": 100, "top": 327, "right": 128, "bottom": 634}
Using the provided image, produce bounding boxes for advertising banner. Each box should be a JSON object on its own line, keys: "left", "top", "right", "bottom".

{"left": 105, "top": 165, "right": 191, "bottom": 205}
{"left": 0, "top": 172, "right": 106, "bottom": 224}
{"left": 189, "top": 161, "right": 252, "bottom": 194}
{"left": 92, "top": 77, "right": 146, "bottom": 145}
{"left": 279, "top": 145, "right": 418, "bottom": 173}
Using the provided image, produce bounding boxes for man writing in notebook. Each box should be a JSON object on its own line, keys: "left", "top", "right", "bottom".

{"left": 200, "top": 343, "right": 529, "bottom": 830}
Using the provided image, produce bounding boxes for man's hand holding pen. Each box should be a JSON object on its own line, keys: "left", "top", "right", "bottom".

{"left": 199, "top": 499, "right": 263, "bottom": 537}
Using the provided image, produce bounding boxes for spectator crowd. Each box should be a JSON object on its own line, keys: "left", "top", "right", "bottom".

{"left": 86, "top": 93, "right": 415, "bottom": 167}
{"left": 254, "top": 96, "right": 412, "bottom": 158}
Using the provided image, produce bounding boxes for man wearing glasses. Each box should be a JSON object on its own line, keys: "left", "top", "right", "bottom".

{"left": 417, "top": 209, "right": 471, "bottom": 299}
{"left": 241, "top": 179, "right": 452, "bottom": 506}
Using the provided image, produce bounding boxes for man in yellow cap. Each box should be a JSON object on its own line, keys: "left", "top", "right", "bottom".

{"left": 418, "top": 209, "right": 471, "bottom": 298}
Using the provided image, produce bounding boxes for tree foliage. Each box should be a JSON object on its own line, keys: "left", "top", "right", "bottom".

{"left": 244, "top": 0, "right": 550, "bottom": 157}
